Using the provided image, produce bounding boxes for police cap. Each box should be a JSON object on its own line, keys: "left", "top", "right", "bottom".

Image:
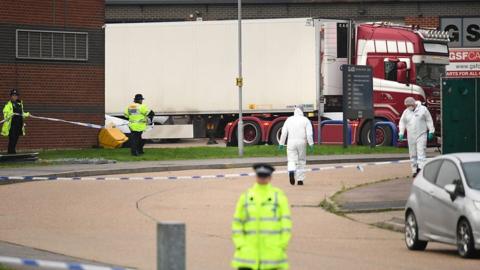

{"left": 134, "top": 94, "right": 144, "bottom": 101}
{"left": 10, "top": 89, "right": 19, "bottom": 96}
{"left": 253, "top": 163, "right": 275, "bottom": 178}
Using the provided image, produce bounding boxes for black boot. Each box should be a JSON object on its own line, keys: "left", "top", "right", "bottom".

{"left": 297, "top": 180, "right": 304, "bottom": 185}
{"left": 413, "top": 168, "right": 421, "bottom": 178}
{"left": 289, "top": 171, "right": 295, "bottom": 185}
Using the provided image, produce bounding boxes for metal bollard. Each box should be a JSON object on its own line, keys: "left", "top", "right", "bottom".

{"left": 157, "top": 222, "right": 186, "bottom": 270}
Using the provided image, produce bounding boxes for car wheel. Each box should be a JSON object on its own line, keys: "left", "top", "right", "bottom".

{"left": 405, "top": 211, "right": 428, "bottom": 250}
{"left": 457, "top": 219, "right": 478, "bottom": 258}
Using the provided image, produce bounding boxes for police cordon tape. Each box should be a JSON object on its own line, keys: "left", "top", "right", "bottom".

{"left": 1, "top": 113, "right": 153, "bottom": 130}
{"left": 0, "top": 114, "right": 15, "bottom": 124}
{"left": 0, "top": 255, "right": 133, "bottom": 270}
{"left": 0, "top": 160, "right": 411, "bottom": 182}
{"left": 0, "top": 113, "right": 104, "bottom": 128}
{"left": 29, "top": 115, "right": 104, "bottom": 129}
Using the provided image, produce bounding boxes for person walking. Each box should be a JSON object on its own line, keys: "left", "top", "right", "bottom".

{"left": 2, "top": 89, "right": 30, "bottom": 154}
{"left": 278, "top": 106, "right": 314, "bottom": 185}
{"left": 231, "top": 163, "right": 292, "bottom": 270}
{"left": 399, "top": 97, "right": 435, "bottom": 177}
{"left": 124, "top": 94, "right": 154, "bottom": 156}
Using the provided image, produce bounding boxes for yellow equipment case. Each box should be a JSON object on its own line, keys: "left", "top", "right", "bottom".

{"left": 98, "top": 128, "right": 128, "bottom": 149}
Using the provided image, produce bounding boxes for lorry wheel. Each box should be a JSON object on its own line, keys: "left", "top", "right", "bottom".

{"left": 360, "top": 120, "right": 393, "bottom": 146}
{"left": 242, "top": 121, "right": 262, "bottom": 146}
{"left": 269, "top": 121, "right": 285, "bottom": 145}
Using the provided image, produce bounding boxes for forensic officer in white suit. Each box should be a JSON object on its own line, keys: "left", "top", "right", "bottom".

{"left": 399, "top": 97, "right": 435, "bottom": 177}
{"left": 278, "top": 106, "right": 314, "bottom": 186}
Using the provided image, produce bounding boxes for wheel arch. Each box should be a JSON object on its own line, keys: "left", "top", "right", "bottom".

{"left": 405, "top": 207, "right": 416, "bottom": 223}
{"left": 457, "top": 216, "right": 470, "bottom": 227}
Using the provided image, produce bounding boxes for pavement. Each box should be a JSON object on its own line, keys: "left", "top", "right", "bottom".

{"left": 334, "top": 177, "right": 414, "bottom": 233}
{"left": 0, "top": 153, "right": 416, "bottom": 178}
{"left": 335, "top": 177, "right": 413, "bottom": 212}
{"left": 1, "top": 162, "right": 479, "bottom": 270}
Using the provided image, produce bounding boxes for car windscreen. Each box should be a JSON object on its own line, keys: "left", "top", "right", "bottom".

{"left": 462, "top": 161, "right": 480, "bottom": 190}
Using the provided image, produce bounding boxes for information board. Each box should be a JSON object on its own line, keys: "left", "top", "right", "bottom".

{"left": 447, "top": 48, "right": 480, "bottom": 78}
{"left": 342, "top": 65, "right": 374, "bottom": 119}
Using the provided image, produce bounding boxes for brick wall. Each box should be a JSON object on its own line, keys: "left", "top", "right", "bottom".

{"left": 0, "top": 0, "right": 104, "bottom": 150}
{"left": 0, "top": 0, "right": 104, "bottom": 29}
{"left": 404, "top": 16, "right": 440, "bottom": 28}
{"left": 106, "top": 1, "right": 480, "bottom": 23}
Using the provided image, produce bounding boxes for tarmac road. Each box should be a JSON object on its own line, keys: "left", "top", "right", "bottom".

{"left": 0, "top": 162, "right": 479, "bottom": 270}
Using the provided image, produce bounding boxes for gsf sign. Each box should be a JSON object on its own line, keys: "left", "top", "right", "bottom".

{"left": 441, "top": 18, "right": 480, "bottom": 48}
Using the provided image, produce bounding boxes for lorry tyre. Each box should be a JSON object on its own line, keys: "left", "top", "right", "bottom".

{"left": 269, "top": 121, "right": 285, "bottom": 145}
{"left": 242, "top": 121, "right": 262, "bottom": 146}
{"left": 360, "top": 120, "right": 393, "bottom": 146}
{"left": 230, "top": 121, "right": 262, "bottom": 146}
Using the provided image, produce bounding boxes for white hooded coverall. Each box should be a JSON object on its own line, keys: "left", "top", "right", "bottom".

{"left": 399, "top": 101, "right": 434, "bottom": 173}
{"left": 279, "top": 108, "right": 314, "bottom": 181}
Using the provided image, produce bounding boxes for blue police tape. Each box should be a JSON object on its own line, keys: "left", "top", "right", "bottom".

{"left": 0, "top": 255, "right": 133, "bottom": 270}
{"left": 0, "top": 160, "right": 410, "bottom": 182}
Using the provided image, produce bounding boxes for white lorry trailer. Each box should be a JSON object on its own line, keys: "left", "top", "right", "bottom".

{"left": 105, "top": 18, "right": 448, "bottom": 146}
{"left": 106, "top": 18, "right": 334, "bottom": 142}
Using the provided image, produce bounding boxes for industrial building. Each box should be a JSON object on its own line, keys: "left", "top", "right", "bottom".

{"left": 106, "top": 0, "right": 480, "bottom": 31}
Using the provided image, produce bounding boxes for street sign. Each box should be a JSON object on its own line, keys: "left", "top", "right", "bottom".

{"left": 342, "top": 65, "right": 374, "bottom": 119}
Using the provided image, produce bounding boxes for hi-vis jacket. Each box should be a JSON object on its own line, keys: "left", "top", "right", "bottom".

{"left": 124, "top": 103, "right": 151, "bottom": 132}
{"left": 231, "top": 183, "right": 292, "bottom": 270}
{"left": 2, "top": 101, "right": 29, "bottom": 136}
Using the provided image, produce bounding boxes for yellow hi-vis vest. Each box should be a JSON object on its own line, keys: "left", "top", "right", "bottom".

{"left": 2, "top": 101, "right": 28, "bottom": 136}
{"left": 231, "top": 183, "right": 292, "bottom": 270}
{"left": 124, "top": 103, "right": 150, "bottom": 132}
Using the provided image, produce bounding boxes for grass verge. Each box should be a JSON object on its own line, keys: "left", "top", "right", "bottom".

{"left": 38, "top": 145, "right": 406, "bottom": 162}
{"left": 0, "top": 264, "right": 13, "bottom": 270}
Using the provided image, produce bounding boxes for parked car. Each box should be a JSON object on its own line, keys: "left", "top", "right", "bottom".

{"left": 405, "top": 153, "right": 480, "bottom": 258}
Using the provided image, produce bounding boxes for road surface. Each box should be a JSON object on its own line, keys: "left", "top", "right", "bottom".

{"left": 0, "top": 162, "right": 479, "bottom": 269}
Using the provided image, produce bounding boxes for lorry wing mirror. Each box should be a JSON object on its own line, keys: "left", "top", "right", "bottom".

{"left": 396, "top": 61, "right": 408, "bottom": 84}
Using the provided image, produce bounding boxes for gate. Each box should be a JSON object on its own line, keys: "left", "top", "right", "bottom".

{"left": 441, "top": 78, "right": 480, "bottom": 153}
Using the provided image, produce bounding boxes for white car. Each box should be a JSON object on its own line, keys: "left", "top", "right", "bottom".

{"left": 405, "top": 153, "right": 480, "bottom": 258}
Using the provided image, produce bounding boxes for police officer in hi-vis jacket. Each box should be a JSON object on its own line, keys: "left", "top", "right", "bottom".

{"left": 231, "top": 164, "right": 292, "bottom": 270}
